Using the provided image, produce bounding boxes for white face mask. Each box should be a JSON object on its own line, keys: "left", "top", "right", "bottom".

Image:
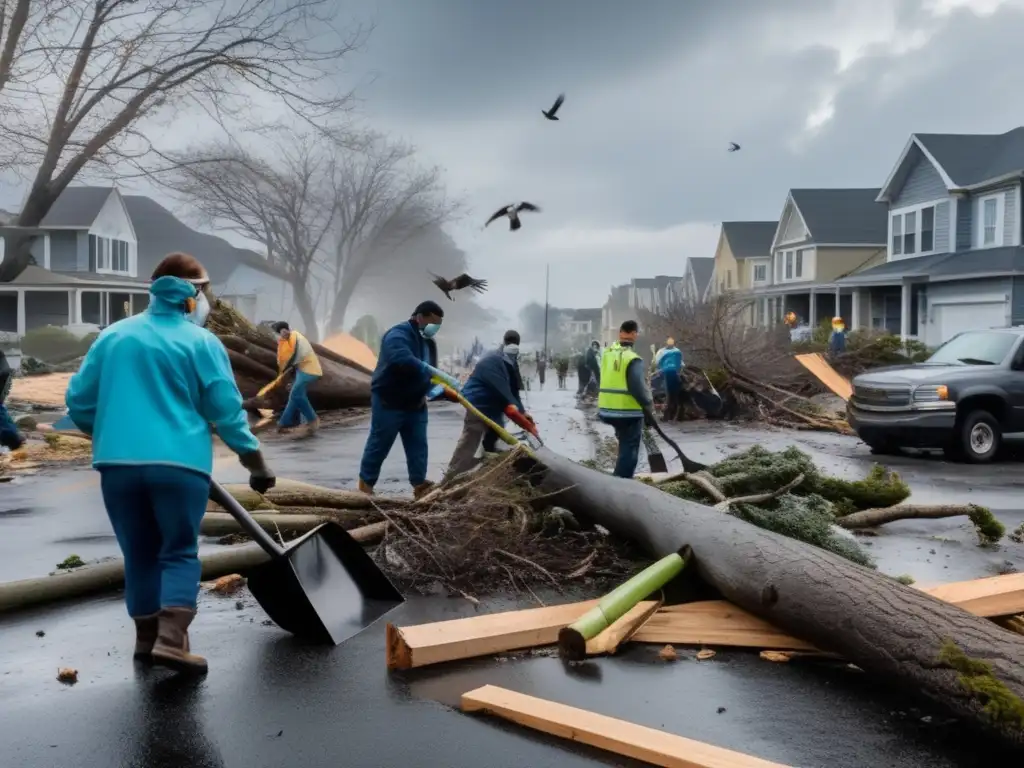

{"left": 188, "top": 290, "right": 211, "bottom": 327}
{"left": 504, "top": 344, "right": 520, "bottom": 357}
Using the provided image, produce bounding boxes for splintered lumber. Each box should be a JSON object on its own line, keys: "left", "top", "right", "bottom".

{"left": 386, "top": 600, "right": 598, "bottom": 670}
{"left": 586, "top": 599, "right": 662, "bottom": 656}
{"left": 559, "top": 548, "right": 691, "bottom": 661}
{"left": 530, "top": 447, "right": 1024, "bottom": 747}
{"left": 919, "top": 572, "right": 1024, "bottom": 619}
{"left": 794, "top": 353, "right": 852, "bottom": 401}
{"left": 461, "top": 685, "right": 790, "bottom": 768}
{"left": 631, "top": 601, "right": 818, "bottom": 651}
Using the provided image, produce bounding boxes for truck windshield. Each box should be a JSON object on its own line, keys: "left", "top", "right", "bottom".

{"left": 926, "top": 331, "right": 1017, "bottom": 365}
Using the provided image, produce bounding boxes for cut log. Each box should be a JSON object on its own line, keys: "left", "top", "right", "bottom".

{"left": 209, "top": 479, "right": 392, "bottom": 512}
{"left": 0, "top": 523, "right": 386, "bottom": 614}
{"left": 200, "top": 512, "right": 327, "bottom": 537}
{"left": 918, "top": 573, "right": 1024, "bottom": 619}
{"left": 631, "top": 601, "right": 818, "bottom": 652}
{"left": 461, "top": 685, "right": 790, "bottom": 768}
{"left": 529, "top": 447, "right": 1024, "bottom": 746}
{"left": 386, "top": 600, "right": 598, "bottom": 670}
{"left": 585, "top": 599, "right": 662, "bottom": 656}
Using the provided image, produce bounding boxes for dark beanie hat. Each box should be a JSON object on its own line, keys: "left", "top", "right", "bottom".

{"left": 413, "top": 300, "right": 444, "bottom": 318}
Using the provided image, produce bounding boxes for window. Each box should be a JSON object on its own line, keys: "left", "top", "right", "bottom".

{"left": 890, "top": 204, "right": 940, "bottom": 258}
{"left": 88, "top": 235, "right": 98, "bottom": 271}
{"left": 979, "top": 194, "right": 1005, "bottom": 247}
{"left": 795, "top": 250, "right": 804, "bottom": 278}
{"left": 785, "top": 251, "right": 793, "bottom": 279}
{"left": 111, "top": 240, "right": 129, "bottom": 273}
{"left": 753, "top": 264, "right": 767, "bottom": 282}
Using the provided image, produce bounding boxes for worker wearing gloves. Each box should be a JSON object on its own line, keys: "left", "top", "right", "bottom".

{"left": 443, "top": 330, "right": 534, "bottom": 481}
{"left": 65, "top": 252, "right": 274, "bottom": 676}
{"left": 358, "top": 300, "right": 458, "bottom": 499}
{"left": 0, "top": 351, "right": 25, "bottom": 451}
{"left": 598, "top": 320, "right": 655, "bottom": 478}
{"left": 270, "top": 321, "right": 323, "bottom": 435}
{"left": 656, "top": 337, "right": 684, "bottom": 422}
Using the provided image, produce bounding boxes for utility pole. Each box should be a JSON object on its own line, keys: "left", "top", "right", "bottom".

{"left": 542, "top": 263, "right": 550, "bottom": 358}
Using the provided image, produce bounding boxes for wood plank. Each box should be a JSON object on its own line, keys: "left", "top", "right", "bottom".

{"left": 461, "top": 685, "right": 790, "bottom": 768}
{"left": 585, "top": 599, "right": 661, "bottom": 656}
{"left": 386, "top": 600, "right": 598, "bottom": 670}
{"left": 919, "top": 572, "right": 1024, "bottom": 618}
{"left": 794, "top": 353, "right": 852, "bottom": 401}
{"left": 631, "top": 601, "right": 819, "bottom": 651}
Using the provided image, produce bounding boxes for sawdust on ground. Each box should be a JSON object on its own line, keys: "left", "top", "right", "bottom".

{"left": 8, "top": 373, "right": 72, "bottom": 409}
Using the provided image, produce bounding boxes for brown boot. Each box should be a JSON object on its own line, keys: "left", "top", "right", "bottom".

{"left": 358, "top": 478, "right": 374, "bottom": 495}
{"left": 413, "top": 481, "right": 435, "bottom": 500}
{"left": 133, "top": 613, "right": 160, "bottom": 660}
{"left": 150, "top": 608, "right": 208, "bottom": 675}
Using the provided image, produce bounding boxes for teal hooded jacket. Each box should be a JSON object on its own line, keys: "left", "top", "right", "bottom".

{"left": 65, "top": 276, "right": 259, "bottom": 476}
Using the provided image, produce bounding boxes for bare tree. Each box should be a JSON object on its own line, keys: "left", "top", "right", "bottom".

{"left": 159, "top": 133, "right": 335, "bottom": 341}
{"left": 0, "top": 0, "right": 367, "bottom": 282}
{"left": 325, "top": 131, "right": 459, "bottom": 333}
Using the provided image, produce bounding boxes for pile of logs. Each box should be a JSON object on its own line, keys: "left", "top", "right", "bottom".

{"left": 206, "top": 301, "right": 372, "bottom": 411}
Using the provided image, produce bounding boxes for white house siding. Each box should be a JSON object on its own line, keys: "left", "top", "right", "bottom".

{"left": 778, "top": 204, "right": 807, "bottom": 243}
{"left": 215, "top": 264, "right": 299, "bottom": 327}
{"left": 89, "top": 191, "right": 138, "bottom": 276}
{"left": 923, "top": 278, "right": 1011, "bottom": 347}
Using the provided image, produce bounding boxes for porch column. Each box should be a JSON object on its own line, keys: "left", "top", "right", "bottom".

{"left": 761, "top": 297, "right": 768, "bottom": 327}
{"left": 835, "top": 286, "right": 841, "bottom": 322}
{"left": 74, "top": 289, "right": 82, "bottom": 324}
{"left": 851, "top": 288, "right": 862, "bottom": 330}
{"left": 900, "top": 281, "right": 912, "bottom": 340}
{"left": 16, "top": 289, "right": 26, "bottom": 338}
{"left": 128, "top": 294, "right": 134, "bottom": 316}
{"left": 808, "top": 290, "right": 817, "bottom": 326}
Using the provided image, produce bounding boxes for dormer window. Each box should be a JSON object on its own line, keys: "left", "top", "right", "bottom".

{"left": 890, "top": 203, "right": 937, "bottom": 258}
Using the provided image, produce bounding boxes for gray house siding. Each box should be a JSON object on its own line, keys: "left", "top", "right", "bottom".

{"left": 1012, "top": 276, "right": 1024, "bottom": 325}
{"left": 970, "top": 184, "right": 1018, "bottom": 249}
{"left": 49, "top": 231, "right": 80, "bottom": 271}
{"left": 892, "top": 155, "right": 948, "bottom": 208}
{"left": 1005, "top": 185, "right": 1019, "bottom": 246}
{"left": 933, "top": 200, "right": 950, "bottom": 254}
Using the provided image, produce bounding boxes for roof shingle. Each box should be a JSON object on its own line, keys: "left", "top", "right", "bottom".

{"left": 721, "top": 221, "right": 776, "bottom": 259}
{"left": 916, "top": 128, "right": 1024, "bottom": 187}
{"left": 789, "top": 188, "right": 887, "bottom": 245}
{"left": 39, "top": 186, "right": 113, "bottom": 228}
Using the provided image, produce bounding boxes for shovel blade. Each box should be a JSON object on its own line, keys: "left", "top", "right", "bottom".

{"left": 246, "top": 522, "right": 403, "bottom": 645}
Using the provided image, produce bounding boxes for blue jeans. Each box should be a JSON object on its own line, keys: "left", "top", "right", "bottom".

{"left": 279, "top": 371, "right": 319, "bottom": 427}
{"left": 0, "top": 404, "right": 20, "bottom": 449}
{"left": 607, "top": 417, "right": 643, "bottom": 478}
{"left": 99, "top": 465, "right": 210, "bottom": 617}
{"left": 359, "top": 395, "right": 428, "bottom": 487}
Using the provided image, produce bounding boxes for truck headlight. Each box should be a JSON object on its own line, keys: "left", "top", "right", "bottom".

{"left": 913, "top": 385, "right": 949, "bottom": 402}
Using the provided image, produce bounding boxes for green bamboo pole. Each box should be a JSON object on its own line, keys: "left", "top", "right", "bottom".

{"left": 558, "top": 545, "right": 692, "bottom": 660}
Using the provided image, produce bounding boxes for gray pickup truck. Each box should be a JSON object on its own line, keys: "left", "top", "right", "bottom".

{"left": 847, "top": 328, "right": 1024, "bottom": 463}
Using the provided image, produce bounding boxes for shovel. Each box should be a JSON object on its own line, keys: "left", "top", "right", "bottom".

{"left": 243, "top": 366, "right": 294, "bottom": 426}
{"left": 208, "top": 481, "right": 404, "bottom": 645}
{"left": 432, "top": 377, "right": 542, "bottom": 452}
{"left": 641, "top": 425, "right": 669, "bottom": 473}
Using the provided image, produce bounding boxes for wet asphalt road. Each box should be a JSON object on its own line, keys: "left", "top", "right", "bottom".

{"left": 1, "top": 384, "right": 1023, "bottom": 767}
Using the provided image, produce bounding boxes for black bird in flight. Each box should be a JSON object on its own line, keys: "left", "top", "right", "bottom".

{"left": 542, "top": 93, "right": 565, "bottom": 121}
{"left": 728, "top": 142, "right": 741, "bottom": 152}
{"left": 485, "top": 202, "right": 541, "bottom": 231}
{"left": 430, "top": 272, "right": 488, "bottom": 301}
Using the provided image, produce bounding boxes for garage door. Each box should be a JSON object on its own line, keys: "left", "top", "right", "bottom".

{"left": 936, "top": 302, "right": 1007, "bottom": 343}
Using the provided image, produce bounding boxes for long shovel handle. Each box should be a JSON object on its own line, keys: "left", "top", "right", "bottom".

{"left": 208, "top": 480, "right": 287, "bottom": 558}
{"left": 431, "top": 376, "right": 525, "bottom": 451}
{"left": 650, "top": 421, "right": 707, "bottom": 474}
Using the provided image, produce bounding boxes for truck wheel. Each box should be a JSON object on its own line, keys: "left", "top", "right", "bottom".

{"left": 953, "top": 409, "right": 1001, "bottom": 463}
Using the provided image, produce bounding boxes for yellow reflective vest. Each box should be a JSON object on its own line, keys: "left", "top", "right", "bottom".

{"left": 277, "top": 331, "right": 323, "bottom": 377}
{"left": 598, "top": 342, "right": 642, "bottom": 417}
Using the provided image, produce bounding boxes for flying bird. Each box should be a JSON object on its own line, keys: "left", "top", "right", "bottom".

{"left": 542, "top": 93, "right": 565, "bottom": 121}
{"left": 430, "top": 272, "right": 488, "bottom": 301}
{"left": 485, "top": 202, "right": 541, "bottom": 231}
{"left": 728, "top": 142, "right": 741, "bottom": 152}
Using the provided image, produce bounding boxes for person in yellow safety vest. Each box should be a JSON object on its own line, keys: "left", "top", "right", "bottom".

{"left": 271, "top": 321, "right": 323, "bottom": 434}
{"left": 598, "top": 320, "right": 655, "bottom": 478}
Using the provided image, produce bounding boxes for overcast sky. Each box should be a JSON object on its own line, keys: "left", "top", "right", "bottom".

{"left": 5, "top": 0, "right": 1024, "bottom": 328}
{"left": 318, "top": 0, "right": 1024, "bottom": 319}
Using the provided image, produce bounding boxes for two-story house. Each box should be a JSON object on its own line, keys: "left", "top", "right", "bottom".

{"left": 838, "top": 129, "right": 1024, "bottom": 346}
{"left": 0, "top": 187, "right": 150, "bottom": 338}
{"left": 668, "top": 257, "right": 714, "bottom": 307}
{"left": 628, "top": 275, "right": 682, "bottom": 317}
{"left": 749, "top": 189, "right": 887, "bottom": 329}
{"left": 707, "top": 221, "right": 777, "bottom": 323}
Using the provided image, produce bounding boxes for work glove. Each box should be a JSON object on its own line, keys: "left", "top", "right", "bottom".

{"left": 504, "top": 404, "right": 538, "bottom": 436}
{"left": 424, "top": 364, "right": 460, "bottom": 391}
{"left": 238, "top": 450, "right": 276, "bottom": 495}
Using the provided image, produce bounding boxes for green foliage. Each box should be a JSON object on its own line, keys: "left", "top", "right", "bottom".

{"left": 967, "top": 505, "right": 1005, "bottom": 545}
{"left": 349, "top": 314, "right": 381, "bottom": 355}
{"left": 895, "top": 574, "right": 915, "bottom": 585}
{"left": 939, "top": 640, "right": 1024, "bottom": 731}
{"left": 56, "top": 554, "right": 85, "bottom": 570}
{"left": 21, "top": 326, "right": 97, "bottom": 364}
{"left": 809, "top": 465, "right": 910, "bottom": 511}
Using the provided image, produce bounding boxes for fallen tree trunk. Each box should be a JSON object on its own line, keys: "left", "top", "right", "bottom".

{"left": 208, "top": 478, "right": 402, "bottom": 512}
{"left": 0, "top": 522, "right": 386, "bottom": 614}
{"left": 528, "top": 447, "right": 1024, "bottom": 746}
{"left": 200, "top": 512, "right": 329, "bottom": 537}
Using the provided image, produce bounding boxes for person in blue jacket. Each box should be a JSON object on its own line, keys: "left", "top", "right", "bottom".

{"left": 0, "top": 350, "right": 25, "bottom": 451}
{"left": 443, "top": 330, "right": 533, "bottom": 481}
{"left": 358, "top": 300, "right": 459, "bottom": 498}
{"left": 65, "top": 252, "right": 275, "bottom": 676}
{"left": 656, "top": 337, "right": 685, "bottom": 421}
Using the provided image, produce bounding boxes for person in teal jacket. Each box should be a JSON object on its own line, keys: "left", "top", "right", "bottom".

{"left": 66, "top": 252, "right": 275, "bottom": 676}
